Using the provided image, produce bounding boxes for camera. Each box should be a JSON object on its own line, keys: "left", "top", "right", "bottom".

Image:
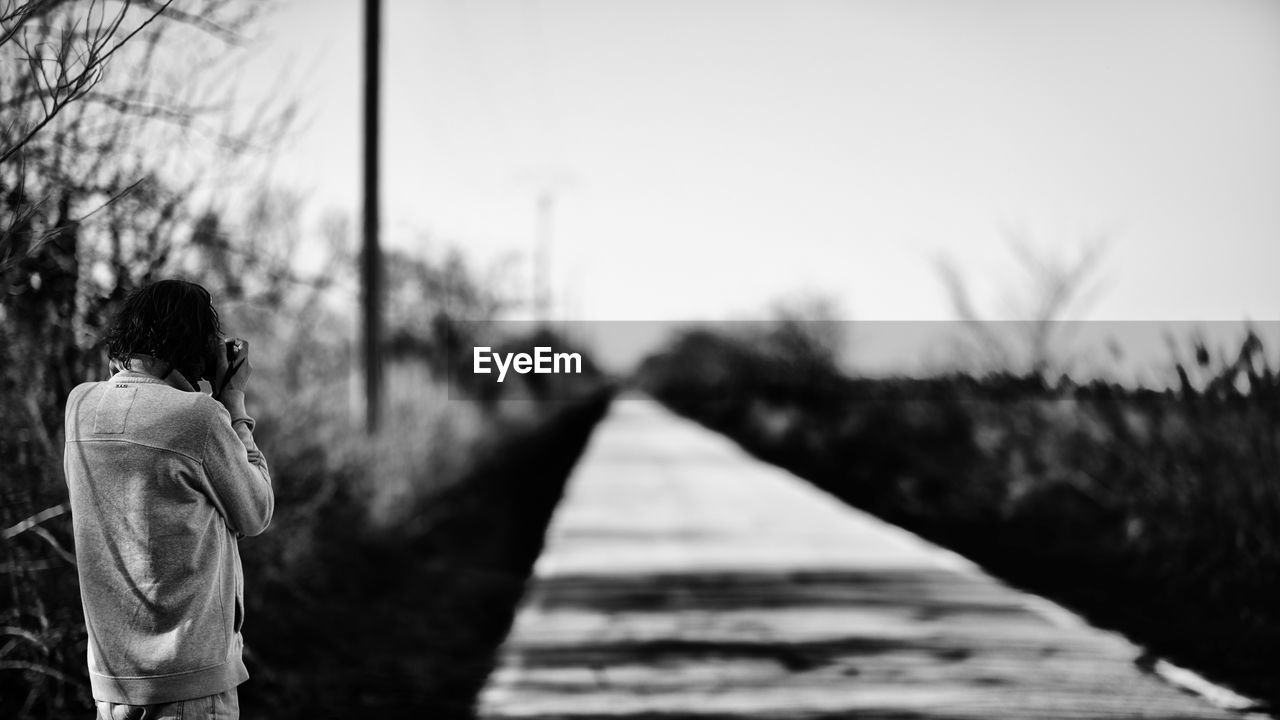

{"left": 201, "top": 337, "right": 239, "bottom": 383}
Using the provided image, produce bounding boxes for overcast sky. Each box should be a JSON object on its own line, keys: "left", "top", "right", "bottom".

{"left": 240, "top": 0, "right": 1280, "bottom": 327}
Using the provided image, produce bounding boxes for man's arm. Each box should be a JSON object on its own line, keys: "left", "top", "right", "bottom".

{"left": 203, "top": 395, "right": 273, "bottom": 537}
{"left": 202, "top": 394, "right": 272, "bottom": 535}
{"left": 218, "top": 388, "right": 268, "bottom": 466}
{"left": 202, "top": 339, "right": 273, "bottom": 537}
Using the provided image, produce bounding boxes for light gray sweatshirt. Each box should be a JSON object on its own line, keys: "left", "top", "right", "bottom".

{"left": 63, "top": 368, "right": 273, "bottom": 704}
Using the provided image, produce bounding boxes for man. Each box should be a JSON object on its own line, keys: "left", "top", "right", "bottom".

{"left": 64, "top": 279, "right": 273, "bottom": 720}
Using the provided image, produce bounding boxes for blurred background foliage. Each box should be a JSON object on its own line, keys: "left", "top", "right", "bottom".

{"left": 0, "top": 3, "right": 606, "bottom": 717}
{"left": 638, "top": 312, "right": 1280, "bottom": 708}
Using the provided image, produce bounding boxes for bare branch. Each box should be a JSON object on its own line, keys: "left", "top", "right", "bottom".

{"left": 935, "top": 254, "right": 1012, "bottom": 370}
{"left": 27, "top": 525, "right": 76, "bottom": 565}
{"left": 0, "top": 0, "right": 64, "bottom": 46}
{"left": 72, "top": 174, "right": 144, "bottom": 222}
{"left": 936, "top": 232, "right": 1110, "bottom": 377}
{"left": 0, "top": 0, "right": 172, "bottom": 164}
{"left": 80, "top": 91, "right": 213, "bottom": 124}
{"left": 0, "top": 625, "right": 49, "bottom": 653}
{"left": 0, "top": 503, "right": 68, "bottom": 540}
{"left": 135, "top": 0, "right": 242, "bottom": 45}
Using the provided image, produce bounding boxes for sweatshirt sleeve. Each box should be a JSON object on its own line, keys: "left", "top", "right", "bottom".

{"left": 201, "top": 390, "right": 274, "bottom": 538}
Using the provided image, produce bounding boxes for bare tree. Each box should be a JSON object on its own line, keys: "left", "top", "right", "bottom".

{"left": 936, "top": 230, "right": 1109, "bottom": 378}
{"left": 1, "top": 0, "right": 290, "bottom": 287}
{"left": 1, "top": 0, "right": 293, "bottom": 429}
{"left": 760, "top": 292, "right": 846, "bottom": 372}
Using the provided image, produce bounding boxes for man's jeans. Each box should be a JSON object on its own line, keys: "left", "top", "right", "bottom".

{"left": 93, "top": 688, "right": 238, "bottom": 720}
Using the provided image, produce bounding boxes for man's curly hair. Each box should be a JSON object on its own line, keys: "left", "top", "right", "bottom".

{"left": 105, "top": 279, "right": 222, "bottom": 378}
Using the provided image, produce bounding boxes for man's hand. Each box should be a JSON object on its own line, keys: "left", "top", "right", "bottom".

{"left": 215, "top": 338, "right": 253, "bottom": 398}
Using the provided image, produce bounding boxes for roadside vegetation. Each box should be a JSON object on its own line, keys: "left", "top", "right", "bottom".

{"left": 0, "top": 3, "right": 612, "bottom": 717}
{"left": 239, "top": 385, "right": 612, "bottom": 718}
{"left": 637, "top": 318, "right": 1280, "bottom": 712}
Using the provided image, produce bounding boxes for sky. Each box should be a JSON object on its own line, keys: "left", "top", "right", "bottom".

{"left": 235, "top": 0, "right": 1280, "bottom": 332}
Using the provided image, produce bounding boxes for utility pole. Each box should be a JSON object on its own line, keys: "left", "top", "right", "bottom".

{"left": 534, "top": 189, "right": 554, "bottom": 322}
{"left": 362, "top": 0, "right": 382, "bottom": 433}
